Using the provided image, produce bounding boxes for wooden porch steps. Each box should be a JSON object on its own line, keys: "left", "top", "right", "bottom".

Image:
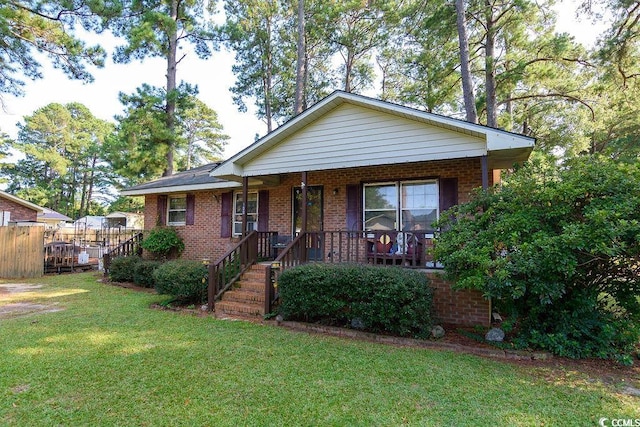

{"left": 214, "top": 264, "right": 267, "bottom": 319}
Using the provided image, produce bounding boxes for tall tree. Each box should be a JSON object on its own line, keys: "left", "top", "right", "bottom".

{"left": 1, "top": 103, "right": 112, "bottom": 217}
{"left": 179, "top": 98, "right": 229, "bottom": 169}
{"left": 221, "top": 0, "right": 284, "bottom": 132}
{"left": 455, "top": 0, "right": 478, "bottom": 122}
{"left": 107, "top": 0, "right": 216, "bottom": 176}
{"left": 106, "top": 85, "right": 228, "bottom": 181}
{"left": 294, "top": 0, "right": 306, "bottom": 114}
{"left": 0, "top": 0, "right": 107, "bottom": 97}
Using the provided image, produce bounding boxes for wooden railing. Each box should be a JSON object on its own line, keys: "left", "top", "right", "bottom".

{"left": 102, "top": 232, "right": 143, "bottom": 275}
{"left": 207, "top": 231, "right": 259, "bottom": 311}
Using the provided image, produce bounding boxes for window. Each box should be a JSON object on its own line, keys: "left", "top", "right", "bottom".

{"left": 168, "top": 196, "right": 187, "bottom": 226}
{"left": 233, "top": 192, "right": 258, "bottom": 235}
{"left": 364, "top": 180, "right": 439, "bottom": 234}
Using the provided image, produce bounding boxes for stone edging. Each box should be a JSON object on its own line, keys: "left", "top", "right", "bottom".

{"left": 277, "top": 320, "right": 552, "bottom": 361}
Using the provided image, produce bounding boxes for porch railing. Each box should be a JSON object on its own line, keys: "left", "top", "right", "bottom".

{"left": 102, "top": 232, "right": 144, "bottom": 275}
{"left": 207, "top": 231, "right": 259, "bottom": 311}
{"left": 264, "top": 230, "right": 435, "bottom": 313}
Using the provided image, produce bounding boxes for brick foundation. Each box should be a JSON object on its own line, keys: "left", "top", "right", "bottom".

{"left": 427, "top": 271, "right": 491, "bottom": 327}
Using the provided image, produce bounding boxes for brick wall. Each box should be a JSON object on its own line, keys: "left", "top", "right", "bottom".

{"left": 0, "top": 197, "right": 38, "bottom": 222}
{"left": 142, "top": 157, "right": 493, "bottom": 326}
{"left": 427, "top": 271, "right": 491, "bottom": 327}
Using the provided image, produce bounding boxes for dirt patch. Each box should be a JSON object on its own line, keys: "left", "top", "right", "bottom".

{"left": 0, "top": 283, "right": 63, "bottom": 319}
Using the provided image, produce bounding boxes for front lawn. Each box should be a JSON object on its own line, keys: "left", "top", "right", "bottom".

{"left": 0, "top": 273, "right": 637, "bottom": 426}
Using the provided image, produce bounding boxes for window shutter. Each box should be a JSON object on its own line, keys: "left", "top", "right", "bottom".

{"left": 220, "top": 192, "right": 233, "bottom": 238}
{"left": 186, "top": 194, "right": 195, "bottom": 225}
{"left": 257, "top": 190, "right": 269, "bottom": 232}
{"left": 439, "top": 178, "right": 458, "bottom": 212}
{"left": 346, "top": 184, "right": 361, "bottom": 231}
{"left": 157, "top": 195, "right": 168, "bottom": 226}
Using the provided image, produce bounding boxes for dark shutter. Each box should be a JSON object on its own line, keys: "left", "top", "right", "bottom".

{"left": 346, "top": 184, "right": 361, "bottom": 231}
{"left": 220, "top": 192, "right": 233, "bottom": 238}
{"left": 439, "top": 178, "right": 458, "bottom": 212}
{"left": 257, "top": 190, "right": 269, "bottom": 232}
{"left": 157, "top": 195, "right": 168, "bottom": 226}
{"left": 186, "top": 194, "right": 195, "bottom": 225}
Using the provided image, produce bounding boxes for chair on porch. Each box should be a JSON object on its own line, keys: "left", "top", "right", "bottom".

{"left": 270, "top": 234, "right": 292, "bottom": 259}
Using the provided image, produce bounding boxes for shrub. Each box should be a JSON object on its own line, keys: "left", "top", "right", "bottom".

{"left": 109, "top": 256, "right": 142, "bottom": 283}
{"left": 433, "top": 155, "right": 640, "bottom": 362}
{"left": 133, "top": 260, "right": 162, "bottom": 288}
{"left": 141, "top": 227, "right": 185, "bottom": 260}
{"left": 278, "top": 263, "right": 434, "bottom": 338}
{"left": 153, "top": 260, "right": 208, "bottom": 304}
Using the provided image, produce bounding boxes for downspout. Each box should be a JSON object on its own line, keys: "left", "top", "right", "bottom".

{"left": 481, "top": 156, "right": 489, "bottom": 190}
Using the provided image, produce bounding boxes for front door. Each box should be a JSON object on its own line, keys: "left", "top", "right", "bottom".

{"left": 293, "top": 186, "right": 324, "bottom": 261}
{"left": 293, "top": 186, "right": 323, "bottom": 234}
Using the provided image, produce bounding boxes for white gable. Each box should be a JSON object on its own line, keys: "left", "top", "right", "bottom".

{"left": 212, "top": 91, "right": 534, "bottom": 181}
{"left": 242, "top": 104, "right": 486, "bottom": 176}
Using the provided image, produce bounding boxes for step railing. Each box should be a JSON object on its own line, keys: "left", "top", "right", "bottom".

{"left": 102, "top": 232, "right": 143, "bottom": 275}
{"left": 207, "top": 231, "right": 258, "bottom": 311}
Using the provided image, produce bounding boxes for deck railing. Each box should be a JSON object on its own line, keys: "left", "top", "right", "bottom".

{"left": 102, "top": 232, "right": 144, "bottom": 275}
{"left": 207, "top": 231, "right": 259, "bottom": 311}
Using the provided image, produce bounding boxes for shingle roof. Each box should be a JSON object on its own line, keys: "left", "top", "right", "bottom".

{"left": 121, "top": 163, "right": 236, "bottom": 196}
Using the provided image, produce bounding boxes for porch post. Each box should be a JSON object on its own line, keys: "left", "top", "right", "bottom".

{"left": 301, "top": 171, "right": 308, "bottom": 233}
{"left": 301, "top": 171, "right": 308, "bottom": 263}
{"left": 481, "top": 155, "right": 489, "bottom": 190}
{"left": 242, "top": 176, "right": 249, "bottom": 237}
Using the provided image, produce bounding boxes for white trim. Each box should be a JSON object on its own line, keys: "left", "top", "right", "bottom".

{"left": 167, "top": 195, "right": 187, "bottom": 226}
{"left": 120, "top": 181, "right": 241, "bottom": 196}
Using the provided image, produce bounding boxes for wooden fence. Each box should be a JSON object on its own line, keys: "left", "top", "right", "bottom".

{"left": 0, "top": 226, "right": 45, "bottom": 278}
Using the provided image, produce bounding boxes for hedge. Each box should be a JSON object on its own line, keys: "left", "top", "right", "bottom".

{"left": 278, "top": 263, "right": 434, "bottom": 338}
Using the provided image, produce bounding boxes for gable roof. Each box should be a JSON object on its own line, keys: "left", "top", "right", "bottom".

{"left": 120, "top": 163, "right": 239, "bottom": 196}
{"left": 212, "top": 91, "right": 535, "bottom": 181}
{"left": 39, "top": 207, "right": 72, "bottom": 222}
{"left": 0, "top": 190, "right": 44, "bottom": 213}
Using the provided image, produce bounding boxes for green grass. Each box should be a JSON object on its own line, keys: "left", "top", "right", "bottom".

{"left": 0, "top": 273, "right": 637, "bottom": 426}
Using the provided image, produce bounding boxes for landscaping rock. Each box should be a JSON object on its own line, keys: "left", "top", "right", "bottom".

{"left": 350, "top": 317, "right": 365, "bottom": 330}
{"left": 485, "top": 327, "right": 505, "bottom": 342}
{"left": 431, "top": 325, "right": 445, "bottom": 339}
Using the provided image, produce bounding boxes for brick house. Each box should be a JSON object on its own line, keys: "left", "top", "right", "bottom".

{"left": 0, "top": 190, "right": 43, "bottom": 225}
{"left": 121, "top": 91, "right": 534, "bottom": 326}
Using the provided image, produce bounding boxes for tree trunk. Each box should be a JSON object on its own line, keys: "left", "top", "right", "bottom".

{"left": 264, "top": 17, "right": 274, "bottom": 132}
{"left": 164, "top": 0, "right": 179, "bottom": 177}
{"left": 455, "top": 0, "right": 478, "bottom": 123}
{"left": 485, "top": 0, "right": 498, "bottom": 128}
{"left": 294, "top": 0, "right": 306, "bottom": 115}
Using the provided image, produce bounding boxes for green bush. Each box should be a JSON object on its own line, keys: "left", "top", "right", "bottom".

{"left": 153, "top": 260, "right": 208, "bottom": 304}
{"left": 141, "top": 227, "right": 185, "bottom": 260}
{"left": 109, "top": 256, "right": 142, "bottom": 283}
{"left": 133, "top": 260, "right": 162, "bottom": 288}
{"left": 433, "top": 155, "right": 640, "bottom": 362}
{"left": 278, "top": 263, "right": 434, "bottom": 338}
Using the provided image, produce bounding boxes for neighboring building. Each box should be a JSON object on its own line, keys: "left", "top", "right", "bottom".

{"left": 105, "top": 211, "right": 144, "bottom": 229}
{"left": 38, "top": 208, "right": 72, "bottom": 229}
{"left": 73, "top": 215, "right": 106, "bottom": 231}
{"left": 0, "top": 190, "right": 43, "bottom": 225}
{"left": 121, "top": 91, "right": 535, "bottom": 326}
